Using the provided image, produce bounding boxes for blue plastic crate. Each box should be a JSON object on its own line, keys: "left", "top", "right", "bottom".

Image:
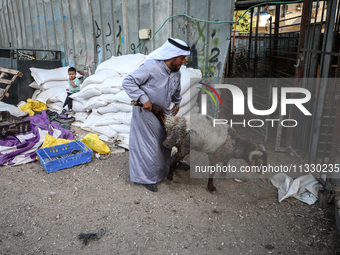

{"left": 36, "top": 141, "right": 93, "bottom": 173}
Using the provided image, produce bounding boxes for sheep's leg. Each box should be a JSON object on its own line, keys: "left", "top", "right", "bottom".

{"left": 207, "top": 157, "right": 218, "bottom": 192}
{"left": 207, "top": 172, "right": 216, "bottom": 192}
{"left": 167, "top": 155, "right": 183, "bottom": 181}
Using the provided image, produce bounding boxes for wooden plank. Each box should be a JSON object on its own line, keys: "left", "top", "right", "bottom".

{"left": 0, "top": 73, "right": 8, "bottom": 79}
{"left": 0, "top": 89, "right": 9, "bottom": 98}
{"left": 0, "top": 67, "right": 23, "bottom": 77}
{"left": 0, "top": 79, "right": 12, "bottom": 85}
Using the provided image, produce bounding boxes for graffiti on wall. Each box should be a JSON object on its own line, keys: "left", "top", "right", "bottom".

{"left": 182, "top": 23, "right": 222, "bottom": 78}
{"left": 33, "top": 9, "right": 66, "bottom": 30}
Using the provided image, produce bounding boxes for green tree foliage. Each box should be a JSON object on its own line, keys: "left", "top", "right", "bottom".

{"left": 234, "top": 10, "right": 251, "bottom": 32}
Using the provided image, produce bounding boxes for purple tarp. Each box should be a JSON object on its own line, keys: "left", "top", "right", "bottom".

{"left": 0, "top": 110, "right": 74, "bottom": 166}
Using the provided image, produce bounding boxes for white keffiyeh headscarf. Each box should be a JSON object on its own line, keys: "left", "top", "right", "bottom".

{"left": 146, "top": 38, "right": 190, "bottom": 61}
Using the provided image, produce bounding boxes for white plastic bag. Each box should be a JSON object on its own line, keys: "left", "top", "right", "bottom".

{"left": 0, "top": 101, "right": 27, "bottom": 117}
{"left": 270, "top": 173, "right": 321, "bottom": 205}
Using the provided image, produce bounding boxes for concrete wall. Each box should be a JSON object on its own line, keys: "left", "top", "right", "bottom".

{"left": 0, "top": 0, "right": 234, "bottom": 78}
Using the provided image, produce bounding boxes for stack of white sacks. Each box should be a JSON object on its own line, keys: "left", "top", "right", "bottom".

{"left": 70, "top": 53, "right": 202, "bottom": 148}
{"left": 29, "top": 54, "right": 202, "bottom": 149}
{"left": 30, "top": 66, "right": 83, "bottom": 111}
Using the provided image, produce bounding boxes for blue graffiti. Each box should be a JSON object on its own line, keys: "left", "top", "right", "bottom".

{"left": 33, "top": 9, "right": 66, "bottom": 30}
{"left": 60, "top": 46, "right": 66, "bottom": 66}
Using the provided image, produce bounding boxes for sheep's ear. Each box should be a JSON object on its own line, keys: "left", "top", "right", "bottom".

{"left": 248, "top": 150, "right": 263, "bottom": 162}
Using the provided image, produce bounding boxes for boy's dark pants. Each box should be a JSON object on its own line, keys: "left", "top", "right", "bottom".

{"left": 63, "top": 92, "right": 73, "bottom": 110}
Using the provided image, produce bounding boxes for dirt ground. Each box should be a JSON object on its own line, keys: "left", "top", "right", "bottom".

{"left": 0, "top": 125, "right": 339, "bottom": 255}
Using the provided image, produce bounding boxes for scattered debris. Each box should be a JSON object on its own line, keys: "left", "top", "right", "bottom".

{"left": 78, "top": 227, "right": 106, "bottom": 245}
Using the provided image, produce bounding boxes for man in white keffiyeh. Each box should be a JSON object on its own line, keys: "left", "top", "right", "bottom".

{"left": 122, "top": 38, "right": 190, "bottom": 192}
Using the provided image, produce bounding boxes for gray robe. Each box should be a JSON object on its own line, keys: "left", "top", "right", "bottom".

{"left": 122, "top": 59, "right": 182, "bottom": 184}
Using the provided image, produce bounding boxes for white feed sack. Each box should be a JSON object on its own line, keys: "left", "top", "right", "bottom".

{"left": 97, "top": 80, "right": 121, "bottom": 94}
{"left": 32, "top": 89, "right": 42, "bottom": 101}
{"left": 99, "top": 74, "right": 127, "bottom": 90}
{"left": 84, "top": 96, "right": 108, "bottom": 110}
{"left": 110, "top": 124, "right": 131, "bottom": 133}
{"left": 81, "top": 69, "right": 119, "bottom": 88}
{"left": 180, "top": 66, "right": 202, "bottom": 95}
{"left": 74, "top": 112, "right": 90, "bottom": 123}
{"left": 81, "top": 111, "right": 102, "bottom": 128}
{"left": 70, "top": 97, "right": 88, "bottom": 106}
{"left": 90, "top": 126, "right": 118, "bottom": 138}
{"left": 183, "top": 105, "right": 200, "bottom": 117}
{"left": 29, "top": 81, "right": 41, "bottom": 90}
{"left": 30, "top": 66, "right": 82, "bottom": 85}
{"left": 97, "top": 103, "right": 119, "bottom": 114}
{"left": 177, "top": 96, "right": 199, "bottom": 117}
{"left": 117, "top": 133, "right": 130, "bottom": 149}
{"left": 72, "top": 101, "right": 86, "bottom": 112}
{"left": 47, "top": 102, "right": 63, "bottom": 111}
{"left": 30, "top": 80, "right": 69, "bottom": 91}
{"left": 180, "top": 82, "right": 202, "bottom": 106}
{"left": 92, "top": 112, "right": 132, "bottom": 127}
{"left": 111, "top": 112, "right": 132, "bottom": 125}
{"left": 95, "top": 53, "right": 146, "bottom": 74}
{"left": 92, "top": 113, "right": 121, "bottom": 126}
{"left": 98, "top": 94, "right": 116, "bottom": 104}
{"left": 70, "top": 84, "right": 102, "bottom": 99}
{"left": 114, "top": 90, "right": 132, "bottom": 104}
{"left": 112, "top": 102, "right": 132, "bottom": 112}
{"left": 35, "top": 86, "right": 68, "bottom": 104}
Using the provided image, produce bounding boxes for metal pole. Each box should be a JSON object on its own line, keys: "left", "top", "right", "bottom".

{"left": 254, "top": 7, "right": 260, "bottom": 77}
{"left": 310, "top": 0, "right": 337, "bottom": 162}
{"left": 286, "top": 0, "right": 311, "bottom": 148}
{"left": 233, "top": 10, "right": 239, "bottom": 50}
{"left": 248, "top": 8, "right": 254, "bottom": 70}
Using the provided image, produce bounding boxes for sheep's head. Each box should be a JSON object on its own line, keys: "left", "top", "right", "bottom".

{"left": 130, "top": 100, "right": 165, "bottom": 125}
{"left": 248, "top": 144, "right": 268, "bottom": 171}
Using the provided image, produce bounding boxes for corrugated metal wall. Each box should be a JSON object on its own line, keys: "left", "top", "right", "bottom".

{"left": 0, "top": 0, "right": 234, "bottom": 78}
